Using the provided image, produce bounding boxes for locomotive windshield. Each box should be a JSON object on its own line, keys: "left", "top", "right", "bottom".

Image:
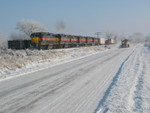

{"left": 30, "top": 33, "right": 43, "bottom": 38}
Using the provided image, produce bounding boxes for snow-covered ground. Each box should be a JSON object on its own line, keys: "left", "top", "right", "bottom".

{"left": 96, "top": 44, "right": 150, "bottom": 113}
{"left": 0, "top": 45, "right": 116, "bottom": 80}
{"left": 0, "top": 43, "right": 149, "bottom": 113}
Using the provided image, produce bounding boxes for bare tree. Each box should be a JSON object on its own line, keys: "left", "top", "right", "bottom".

{"left": 16, "top": 20, "right": 46, "bottom": 39}
{"left": 104, "top": 30, "right": 119, "bottom": 43}
{"left": 56, "top": 21, "right": 66, "bottom": 34}
{"left": 105, "top": 30, "right": 118, "bottom": 39}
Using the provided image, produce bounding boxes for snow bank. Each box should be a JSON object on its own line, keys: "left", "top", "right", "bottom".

{"left": 0, "top": 49, "right": 68, "bottom": 70}
{"left": 0, "top": 45, "right": 118, "bottom": 80}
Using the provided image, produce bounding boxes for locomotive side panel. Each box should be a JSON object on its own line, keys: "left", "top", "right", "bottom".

{"left": 31, "top": 32, "right": 59, "bottom": 49}
{"left": 78, "top": 36, "right": 87, "bottom": 46}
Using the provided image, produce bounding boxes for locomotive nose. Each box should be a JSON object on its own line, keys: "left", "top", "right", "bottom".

{"left": 31, "top": 37, "right": 40, "bottom": 44}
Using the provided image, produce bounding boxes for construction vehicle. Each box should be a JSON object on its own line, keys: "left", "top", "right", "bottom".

{"left": 121, "top": 39, "right": 129, "bottom": 48}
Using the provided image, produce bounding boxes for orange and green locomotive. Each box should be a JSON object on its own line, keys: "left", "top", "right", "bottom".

{"left": 30, "top": 32, "right": 100, "bottom": 49}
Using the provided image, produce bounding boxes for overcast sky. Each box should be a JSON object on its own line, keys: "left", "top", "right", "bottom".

{"left": 0, "top": 0, "right": 150, "bottom": 36}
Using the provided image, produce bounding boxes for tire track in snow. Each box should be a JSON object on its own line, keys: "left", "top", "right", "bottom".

{"left": 133, "top": 74, "right": 144, "bottom": 113}
{"left": 94, "top": 48, "right": 135, "bottom": 113}
{"left": 0, "top": 49, "right": 117, "bottom": 98}
{"left": 133, "top": 49, "right": 144, "bottom": 113}
{"left": 132, "top": 46, "right": 150, "bottom": 113}
{"left": 40, "top": 49, "right": 126, "bottom": 113}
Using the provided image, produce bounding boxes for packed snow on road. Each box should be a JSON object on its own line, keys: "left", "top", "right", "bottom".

{"left": 0, "top": 44, "right": 149, "bottom": 113}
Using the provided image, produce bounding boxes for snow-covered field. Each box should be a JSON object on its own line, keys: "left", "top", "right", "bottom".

{"left": 0, "top": 45, "right": 115, "bottom": 80}
{"left": 0, "top": 43, "right": 150, "bottom": 113}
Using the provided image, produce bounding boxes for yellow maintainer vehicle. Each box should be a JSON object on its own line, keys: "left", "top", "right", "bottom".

{"left": 121, "top": 39, "right": 129, "bottom": 48}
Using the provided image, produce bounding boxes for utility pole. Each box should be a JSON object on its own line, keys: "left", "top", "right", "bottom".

{"left": 95, "top": 32, "right": 101, "bottom": 38}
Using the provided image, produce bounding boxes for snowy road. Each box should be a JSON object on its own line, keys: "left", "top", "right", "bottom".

{"left": 0, "top": 45, "right": 149, "bottom": 113}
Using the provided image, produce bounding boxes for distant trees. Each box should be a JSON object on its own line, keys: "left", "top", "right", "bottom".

{"left": 129, "top": 32, "right": 145, "bottom": 43}
{"left": 105, "top": 31, "right": 116, "bottom": 39}
{"left": 16, "top": 20, "right": 46, "bottom": 39}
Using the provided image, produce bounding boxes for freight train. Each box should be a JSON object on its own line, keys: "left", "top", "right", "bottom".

{"left": 8, "top": 32, "right": 114, "bottom": 50}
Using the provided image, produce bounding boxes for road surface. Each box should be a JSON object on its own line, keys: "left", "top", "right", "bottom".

{"left": 0, "top": 47, "right": 135, "bottom": 113}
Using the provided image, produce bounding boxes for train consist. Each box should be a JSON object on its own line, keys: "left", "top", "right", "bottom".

{"left": 8, "top": 32, "right": 114, "bottom": 50}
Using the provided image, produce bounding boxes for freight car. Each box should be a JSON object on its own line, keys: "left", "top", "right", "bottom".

{"left": 8, "top": 40, "right": 31, "bottom": 49}
{"left": 99, "top": 38, "right": 106, "bottom": 45}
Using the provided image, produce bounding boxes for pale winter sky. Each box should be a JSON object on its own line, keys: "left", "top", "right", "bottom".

{"left": 0, "top": 0, "right": 150, "bottom": 36}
